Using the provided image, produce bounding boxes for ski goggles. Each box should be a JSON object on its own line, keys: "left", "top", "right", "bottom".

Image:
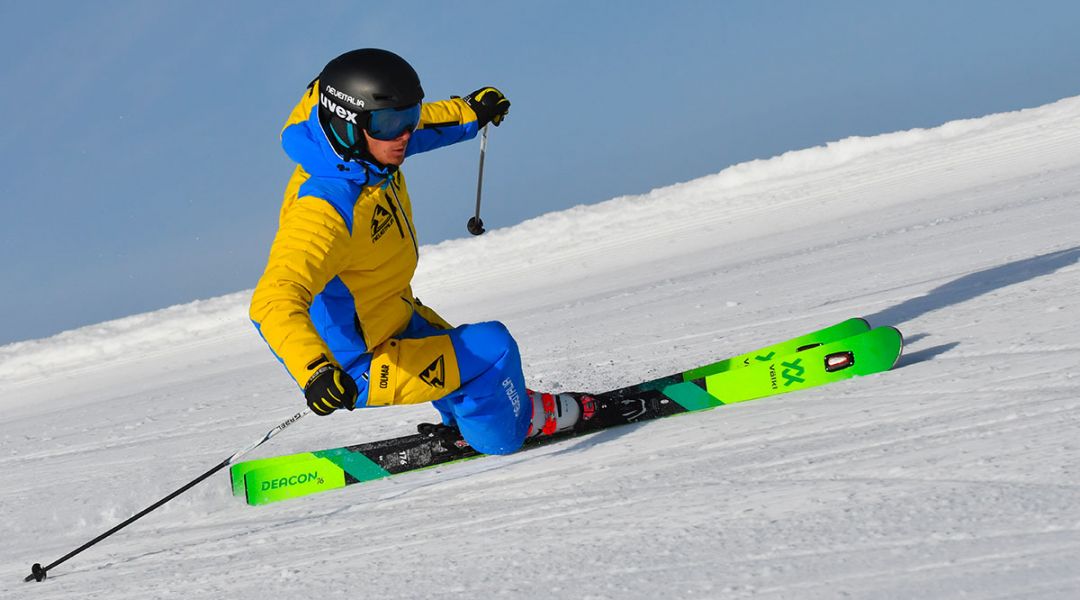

{"left": 367, "top": 103, "right": 422, "bottom": 141}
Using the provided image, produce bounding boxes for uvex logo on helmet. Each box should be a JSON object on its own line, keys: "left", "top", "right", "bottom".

{"left": 320, "top": 93, "right": 360, "bottom": 125}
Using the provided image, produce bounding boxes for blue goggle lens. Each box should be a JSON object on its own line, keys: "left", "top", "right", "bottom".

{"left": 367, "top": 104, "right": 421, "bottom": 141}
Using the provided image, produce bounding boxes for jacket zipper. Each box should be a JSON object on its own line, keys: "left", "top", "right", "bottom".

{"left": 386, "top": 193, "right": 406, "bottom": 239}
{"left": 386, "top": 176, "right": 419, "bottom": 256}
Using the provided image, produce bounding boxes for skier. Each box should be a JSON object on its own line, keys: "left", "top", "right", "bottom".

{"left": 250, "top": 49, "right": 587, "bottom": 455}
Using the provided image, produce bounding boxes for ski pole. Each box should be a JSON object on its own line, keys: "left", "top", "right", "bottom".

{"left": 24, "top": 408, "right": 310, "bottom": 583}
{"left": 466, "top": 124, "right": 489, "bottom": 235}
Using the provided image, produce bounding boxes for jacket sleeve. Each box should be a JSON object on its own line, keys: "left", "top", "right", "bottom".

{"left": 249, "top": 197, "right": 351, "bottom": 387}
{"left": 406, "top": 98, "right": 481, "bottom": 157}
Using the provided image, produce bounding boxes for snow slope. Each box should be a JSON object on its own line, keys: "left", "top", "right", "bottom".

{"left": 3, "top": 96, "right": 1080, "bottom": 599}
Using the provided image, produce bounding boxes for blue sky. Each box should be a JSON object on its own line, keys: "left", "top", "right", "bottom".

{"left": 3, "top": 1, "right": 1080, "bottom": 345}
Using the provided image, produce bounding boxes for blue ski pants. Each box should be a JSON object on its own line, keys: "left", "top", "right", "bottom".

{"left": 341, "top": 313, "right": 531, "bottom": 455}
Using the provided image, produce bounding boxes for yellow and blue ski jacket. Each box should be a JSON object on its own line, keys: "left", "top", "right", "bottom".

{"left": 250, "top": 82, "right": 480, "bottom": 387}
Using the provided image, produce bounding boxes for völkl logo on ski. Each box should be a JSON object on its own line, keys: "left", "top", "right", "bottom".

{"left": 780, "top": 359, "right": 806, "bottom": 386}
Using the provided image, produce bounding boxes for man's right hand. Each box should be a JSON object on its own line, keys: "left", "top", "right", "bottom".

{"left": 304, "top": 364, "right": 359, "bottom": 416}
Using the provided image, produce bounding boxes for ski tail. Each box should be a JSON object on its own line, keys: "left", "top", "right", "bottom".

{"left": 233, "top": 435, "right": 479, "bottom": 505}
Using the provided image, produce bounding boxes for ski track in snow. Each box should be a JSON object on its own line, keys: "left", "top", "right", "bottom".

{"left": 2, "top": 96, "right": 1080, "bottom": 599}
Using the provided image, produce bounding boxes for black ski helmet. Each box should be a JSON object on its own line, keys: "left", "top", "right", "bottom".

{"left": 316, "top": 48, "right": 424, "bottom": 160}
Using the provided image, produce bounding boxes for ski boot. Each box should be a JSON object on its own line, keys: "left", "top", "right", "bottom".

{"left": 526, "top": 390, "right": 598, "bottom": 438}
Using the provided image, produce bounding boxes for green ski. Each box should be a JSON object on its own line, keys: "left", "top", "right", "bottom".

{"left": 232, "top": 319, "right": 898, "bottom": 505}
{"left": 682, "top": 317, "right": 870, "bottom": 379}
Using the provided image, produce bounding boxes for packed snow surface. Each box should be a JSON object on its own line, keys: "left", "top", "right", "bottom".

{"left": 3, "top": 96, "right": 1080, "bottom": 599}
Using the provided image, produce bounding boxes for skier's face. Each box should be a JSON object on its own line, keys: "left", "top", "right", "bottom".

{"left": 364, "top": 129, "right": 411, "bottom": 166}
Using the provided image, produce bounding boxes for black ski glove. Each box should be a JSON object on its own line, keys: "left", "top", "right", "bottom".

{"left": 463, "top": 86, "right": 511, "bottom": 127}
{"left": 304, "top": 364, "right": 359, "bottom": 416}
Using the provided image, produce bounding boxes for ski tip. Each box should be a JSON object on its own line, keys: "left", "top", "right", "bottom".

{"left": 884, "top": 326, "right": 904, "bottom": 369}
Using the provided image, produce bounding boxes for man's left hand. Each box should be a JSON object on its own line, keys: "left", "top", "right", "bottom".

{"left": 464, "top": 87, "right": 511, "bottom": 127}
